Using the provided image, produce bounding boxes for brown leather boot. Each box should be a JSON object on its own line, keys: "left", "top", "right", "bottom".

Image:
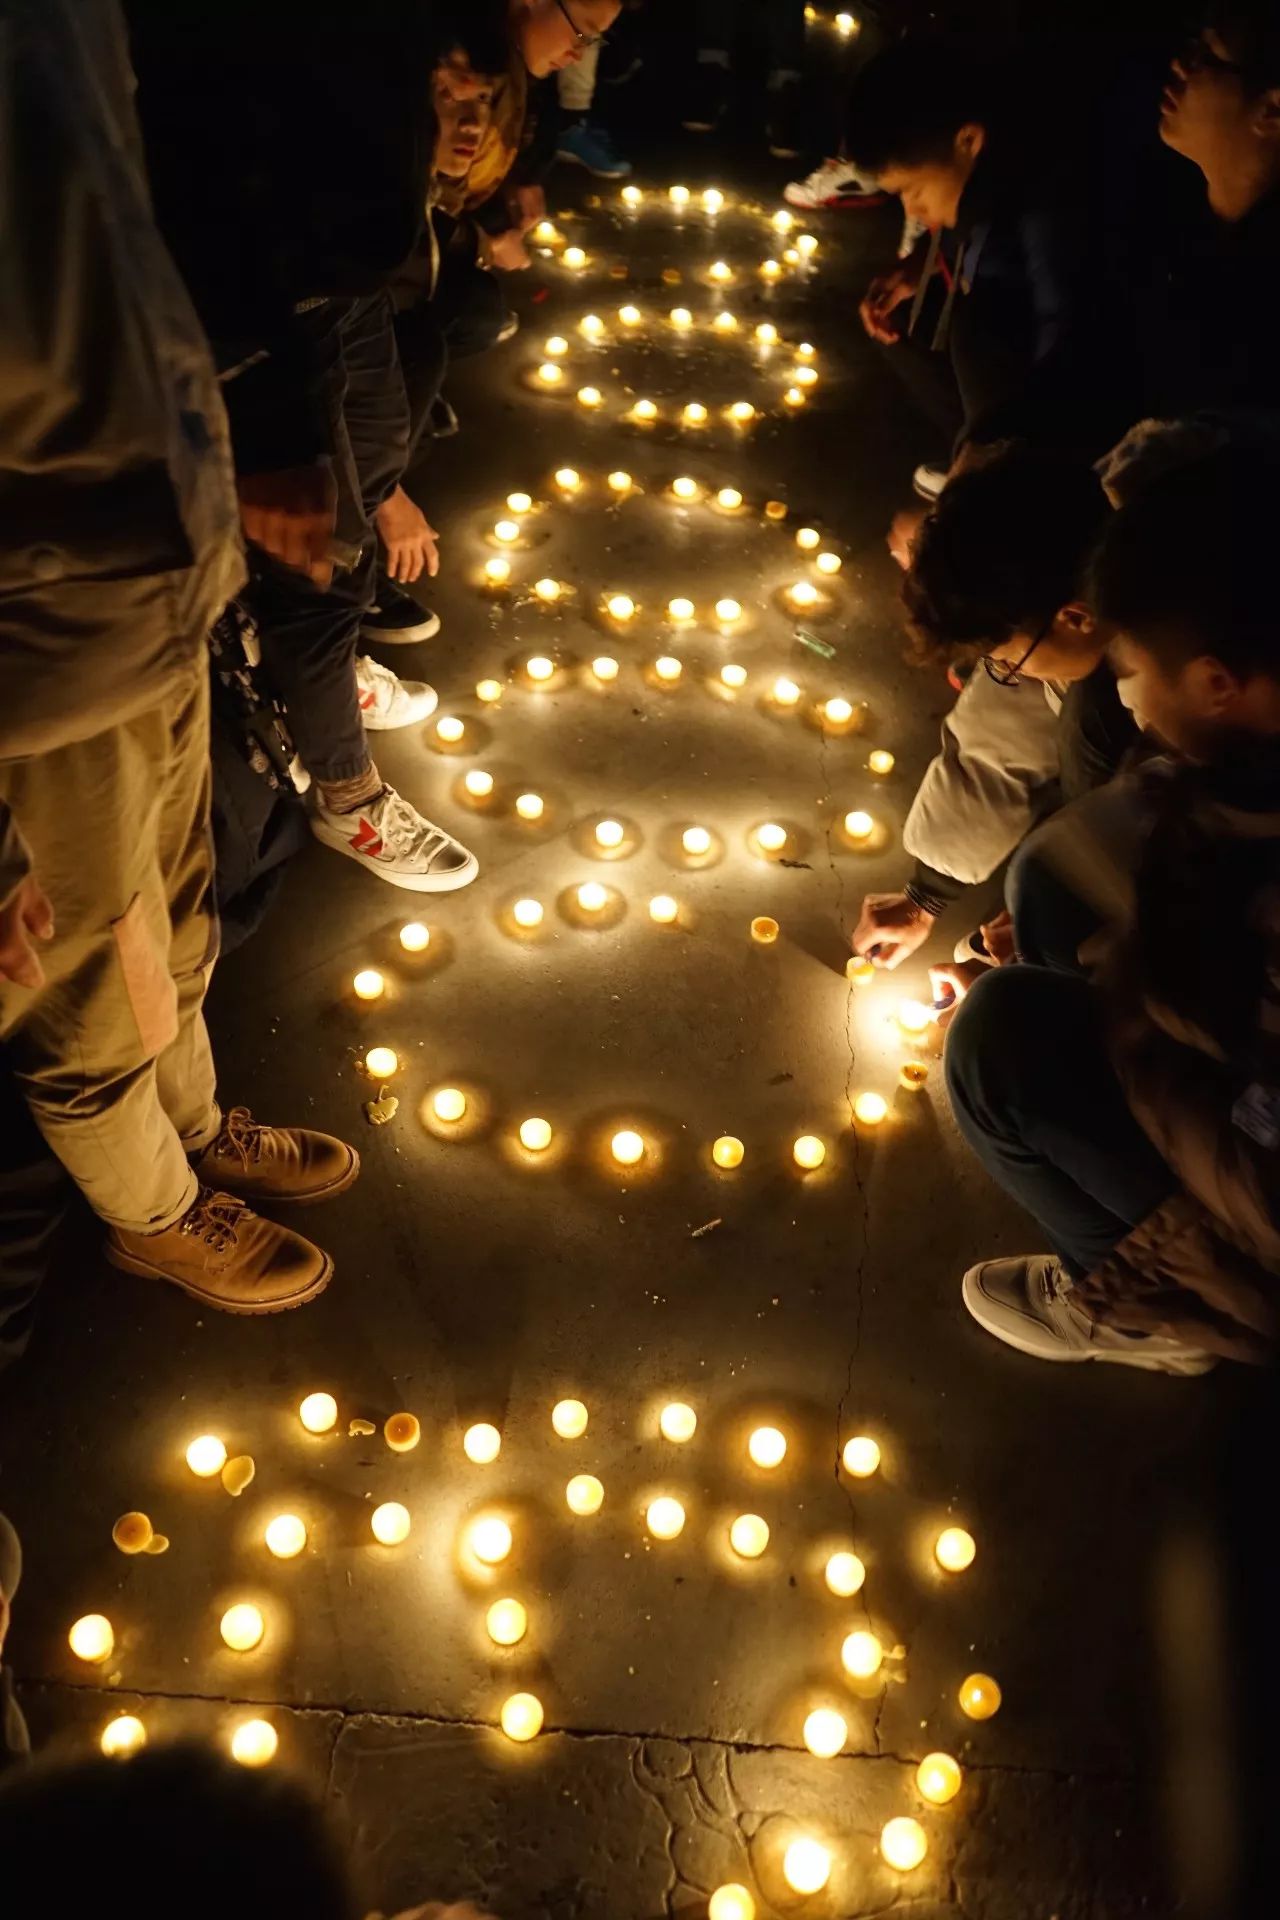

{"left": 107, "top": 1189, "right": 332, "bottom": 1314}
{"left": 189, "top": 1106, "right": 359, "bottom": 1203}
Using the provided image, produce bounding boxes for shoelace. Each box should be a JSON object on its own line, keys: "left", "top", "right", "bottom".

{"left": 373, "top": 789, "right": 454, "bottom": 868}
{"left": 209, "top": 1105, "right": 265, "bottom": 1166}
{"left": 179, "top": 1189, "right": 245, "bottom": 1253}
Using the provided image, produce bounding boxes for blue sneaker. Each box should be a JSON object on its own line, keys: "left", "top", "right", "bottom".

{"left": 556, "top": 122, "right": 632, "bottom": 180}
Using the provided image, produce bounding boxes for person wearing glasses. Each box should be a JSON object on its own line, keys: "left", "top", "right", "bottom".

{"left": 851, "top": 448, "right": 1135, "bottom": 975}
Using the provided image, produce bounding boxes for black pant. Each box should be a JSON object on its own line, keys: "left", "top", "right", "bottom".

{"left": 250, "top": 293, "right": 408, "bottom": 785}
{"left": 395, "top": 247, "right": 508, "bottom": 469}
{"left": 694, "top": 0, "right": 806, "bottom": 68}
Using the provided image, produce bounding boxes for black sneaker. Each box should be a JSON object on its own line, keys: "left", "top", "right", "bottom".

{"left": 360, "top": 579, "right": 441, "bottom": 646}
{"left": 766, "top": 76, "right": 806, "bottom": 160}
{"left": 682, "top": 61, "right": 728, "bottom": 133}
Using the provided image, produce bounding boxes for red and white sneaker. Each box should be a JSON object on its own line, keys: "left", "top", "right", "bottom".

{"left": 310, "top": 785, "right": 478, "bottom": 891}
{"left": 355, "top": 654, "right": 438, "bottom": 731}
{"left": 783, "top": 157, "right": 885, "bottom": 210}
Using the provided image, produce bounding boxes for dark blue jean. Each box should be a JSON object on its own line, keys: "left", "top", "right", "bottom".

{"left": 945, "top": 965, "right": 1176, "bottom": 1280}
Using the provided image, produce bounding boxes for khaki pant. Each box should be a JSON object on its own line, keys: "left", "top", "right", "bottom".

{"left": 0, "top": 661, "right": 220, "bottom": 1234}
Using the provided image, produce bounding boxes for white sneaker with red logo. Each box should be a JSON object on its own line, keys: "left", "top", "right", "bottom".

{"left": 355, "top": 654, "right": 438, "bottom": 731}
{"left": 310, "top": 785, "right": 478, "bottom": 891}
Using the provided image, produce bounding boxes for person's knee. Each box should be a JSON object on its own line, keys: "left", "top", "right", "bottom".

{"left": 945, "top": 964, "right": 1089, "bottom": 1117}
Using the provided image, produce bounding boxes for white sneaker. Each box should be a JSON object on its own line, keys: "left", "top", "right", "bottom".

{"left": 355, "top": 654, "right": 438, "bottom": 731}
{"left": 912, "top": 463, "right": 948, "bottom": 503}
{"left": 310, "top": 785, "right": 478, "bottom": 892}
{"left": 962, "top": 1255, "right": 1216, "bottom": 1375}
{"left": 783, "top": 157, "right": 884, "bottom": 210}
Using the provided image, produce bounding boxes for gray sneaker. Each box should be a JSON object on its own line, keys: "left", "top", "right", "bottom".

{"left": 961, "top": 1254, "right": 1217, "bottom": 1375}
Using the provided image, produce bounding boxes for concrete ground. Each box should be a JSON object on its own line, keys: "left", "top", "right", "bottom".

{"left": 0, "top": 82, "right": 1268, "bottom": 1920}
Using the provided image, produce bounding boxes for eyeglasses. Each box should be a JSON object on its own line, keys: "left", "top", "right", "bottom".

{"left": 555, "top": 0, "right": 605, "bottom": 50}
{"left": 981, "top": 620, "right": 1049, "bottom": 686}
{"left": 1177, "top": 34, "right": 1243, "bottom": 77}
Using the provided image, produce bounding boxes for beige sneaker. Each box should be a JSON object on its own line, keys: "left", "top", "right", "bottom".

{"left": 107, "top": 1189, "right": 332, "bottom": 1315}
{"left": 190, "top": 1106, "right": 359, "bottom": 1203}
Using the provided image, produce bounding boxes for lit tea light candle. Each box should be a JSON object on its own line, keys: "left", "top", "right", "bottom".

{"left": 579, "top": 315, "right": 604, "bottom": 343}
{"left": 716, "top": 487, "right": 742, "bottom": 510}
{"left": 772, "top": 209, "right": 795, "bottom": 234}
{"left": 533, "top": 577, "right": 561, "bottom": 602}
{"left": 898, "top": 999, "right": 932, "bottom": 1037}
{"left": 793, "top": 1134, "right": 826, "bottom": 1169}
{"left": 842, "top": 1435, "right": 881, "bottom": 1477}
{"left": 682, "top": 401, "right": 708, "bottom": 425}
{"left": 606, "top": 592, "right": 636, "bottom": 620}
{"left": 506, "top": 491, "right": 532, "bottom": 514}
{"left": 854, "top": 1091, "right": 889, "bottom": 1127}
{"left": 622, "top": 184, "right": 642, "bottom": 207}
{"left": 669, "top": 306, "right": 693, "bottom": 330}
{"left": 751, "top": 916, "right": 779, "bottom": 943}
{"left": 364, "top": 1046, "right": 398, "bottom": 1080}
{"left": 518, "top": 1117, "right": 553, "bottom": 1152}
{"left": 668, "top": 596, "right": 695, "bottom": 621}
{"left": 552, "top": 1398, "right": 589, "bottom": 1438}
{"left": 841, "top": 1628, "right": 883, "bottom": 1678}
{"left": 714, "top": 310, "right": 738, "bottom": 333}
{"left": 755, "top": 321, "right": 779, "bottom": 346}
{"left": 476, "top": 678, "right": 502, "bottom": 705}
{"left": 917, "top": 1752, "right": 962, "bottom": 1805}
{"left": 825, "top": 1550, "right": 866, "bottom": 1596}
{"left": 793, "top": 365, "right": 819, "bottom": 386}
{"left": 880, "top": 1818, "right": 927, "bottom": 1873}
{"left": 782, "top": 387, "right": 807, "bottom": 408}
{"left": 868, "top": 748, "right": 895, "bottom": 775}
{"left": 772, "top": 675, "right": 801, "bottom": 706}
{"left": 220, "top": 1602, "right": 265, "bottom": 1651}
{"left": 554, "top": 466, "right": 581, "bottom": 492}
{"left": 729, "top": 1513, "right": 769, "bottom": 1558}
{"left": 566, "top": 1473, "right": 604, "bottom": 1516}
{"left": 432, "top": 1086, "right": 467, "bottom": 1123}
{"left": 186, "top": 1433, "right": 228, "bottom": 1477}
{"left": 714, "top": 597, "right": 741, "bottom": 624}
{"left": 536, "top": 361, "right": 562, "bottom": 386}
{"left": 101, "top": 1714, "right": 147, "bottom": 1758}
{"left": 708, "top": 1887, "right": 754, "bottom": 1920}
{"left": 577, "top": 881, "right": 609, "bottom": 913}
{"left": 824, "top": 697, "right": 855, "bottom": 727}
{"left": 796, "top": 232, "right": 818, "bottom": 258}
{"left": 718, "top": 663, "right": 746, "bottom": 691}
{"left": 844, "top": 809, "right": 873, "bottom": 841}
{"left": 748, "top": 1425, "right": 787, "bottom": 1468}
{"left": 759, "top": 258, "right": 782, "bottom": 281}
{"left": 230, "top": 1719, "right": 278, "bottom": 1767}
{"left": 708, "top": 259, "right": 733, "bottom": 283}
{"left": 782, "top": 1839, "right": 831, "bottom": 1896}
{"left": 544, "top": 335, "right": 568, "bottom": 356}
{"left": 69, "top": 1614, "right": 114, "bottom": 1664}
{"left": 435, "top": 716, "right": 464, "bottom": 743}
{"left": 649, "top": 893, "right": 679, "bottom": 924}
{"left": 703, "top": 187, "right": 725, "bottom": 213}
{"left": 797, "top": 340, "right": 816, "bottom": 360}
{"left": 493, "top": 518, "right": 520, "bottom": 543}
{"left": 512, "top": 898, "right": 544, "bottom": 929}
{"left": 464, "top": 770, "right": 494, "bottom": 799}
{"left": 594, "top": 817, "right": 625, "bottom": 848}
{"left": 682, "top": 826, "right": 712, "bottom": 856}
{"left": 484, "top": 556, "right": 511, "bottom": 584}
{"left": 669, "top": 184, "right": 690, "bottom": 206}
{"left": 655, "top": 656, "right": 683, "bottom": 684}
{"left": 671, "top": 475, "right": 699, "bottom": 502}
{"left": 847, "top": 954, "right": 874, "bottom": 985}
{"left": 632, "top": 398, "right": 658, "bottom": 422}
{"left": 803, "top": 1707, "right": 847, "bottom": 1758}
{"left": 959, "top": 1672, "right": 1002, "bottom": 1720}
{"left": 576, "top": 385, "right": 603, "bottom": 408}
{"left": 564, "top": 246, "right": 587, "bottom": 270}
{"left": 815, "top": 551, "right": 841, "bottom": 576}
{"left": 836, "top": 9, "right": 855, "bottom": 30}
{"left": 787, "top": 580, "right": 819, "bottom": 609}
{"left": 611, "top": 1128, "right": 645, "bottom": 1166}
{"left": 371, "top": 1503, "right": 412, "bottom": 1543}
{"left": 618, "top": 303, "right": 642, "bottom": 326}
{"left": 486, "top": 1598, "right": 527, "bottom": 1646}
{"left": 796, "top": 526, "right": 821, "bottom": 551}
{"left": 783, "top": 247, "right": 800, "bottom": 265}
{"left": 660, "top": 1402, "right": 697, "bottom": 1442}
{"left": 756, "top": 821, "right": 787, "bottom": 852}
{"left": 299, "top": 1390, "right": 339, "bottom": 1434}
{"left": 713, "top": 1135, "right": 744, "bottom": 1169}
{"left": 592, "top": 656, "right": 619, "bottom": 682}
{"left": 265, "top": 1513, "right": 307, "bottom": 1559}
{"left": 935, "top": 1526, "right": 976, "bottom": 1572}
{"left": 515, "top": 793, "right": 545, "bottom": 820}
{"left": 400, "top": 921, "right": 430, "bottom": 953}
{"left": 532, "top": 220, "right": 559, "bottom": 244}
{"left": 464, "top": 1422, "right": 502, "bottom": 1464}
{"left": 728, "top": 401, "right": 756, "bottom": 424}
{"left": 526, "top": 654, "right": 555, "bottom": 681}
{"left": 607, "top": 470, "right": 633, "bottom": 494}
{"left": 469, "top": 1515, "right": 513, "bottom": 1564}
{"left": 646, "top": 1496, "right": 686, "bottom": 1540}
{"left": 500, "top": 1692, "right": 544, "bottom": 1742}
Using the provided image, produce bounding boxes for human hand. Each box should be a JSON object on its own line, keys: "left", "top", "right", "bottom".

{"left": 888, "top": 505, "right": 927, "bottom": 570}
{"left": 0, "top": 873, "right": 55, "bottom": 989}
{"left": 928, "top": 957, "right": 990, "bottom": 1029}
{"left": 852, "top": 891, "right": 937, "bottom": 970}
{"left": 979, "top": 908, "right": 1015, "bottom": 966}
{"left": 488, "top": 228, "right": 532, "bottom": 271}
{"left": 375, "top": 486, "right": 439, "bottom": 582}
{"left": 509, "top": 184, "right": 546, "bottom": 232}
{"left": 237, "top": 464, "right": 338, "bottom": 587}
{"left": 858, "top": 263, "right": 918, "bottom": 344}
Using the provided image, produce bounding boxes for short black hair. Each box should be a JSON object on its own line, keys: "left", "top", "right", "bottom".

{"left": 1090, "top": 444, "right": 1280, "bottom": 680}
{"left": 0, "top": 1744, "right": 357, "bottom": 1920}
{"left": 902, "top": 449, "right": 1110, "bottom": 666}
{"left": 1208, "top": 2, "right": 1280, "bottom": 93}
{"left": 844, "top": 39, "right": 992, "bottom": 176}
{"left": 432, "top": 0, "right": 512, "bottom": 78}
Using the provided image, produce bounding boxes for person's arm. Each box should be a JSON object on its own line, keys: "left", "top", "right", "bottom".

{"left": 965, "top": 195, "right": 1095, "bottom": 447}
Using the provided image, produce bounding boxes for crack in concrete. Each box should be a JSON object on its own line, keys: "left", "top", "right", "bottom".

{"left": 627, "top": 1737, "right": 681, "bottom": 1919}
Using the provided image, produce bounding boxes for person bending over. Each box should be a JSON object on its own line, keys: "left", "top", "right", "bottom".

{"left": 852, "top": 449, "right": 1135, "bottom": 973}
{"left": 948, "top": 443, "right": 1280, "bottom": 1375}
